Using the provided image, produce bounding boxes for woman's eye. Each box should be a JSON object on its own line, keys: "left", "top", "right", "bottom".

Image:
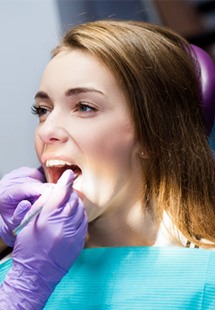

{"left": 31, "top": 105, "right": 49, "bottom": 117}
{"left": 76, "top": 102, "right": 97, "bottom": 113}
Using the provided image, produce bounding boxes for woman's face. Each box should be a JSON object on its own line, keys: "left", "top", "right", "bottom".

{"left": 34, "top": 49, "right": 143, "bottom": 221}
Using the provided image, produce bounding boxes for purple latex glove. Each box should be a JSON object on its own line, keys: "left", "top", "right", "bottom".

{"left": 0, "top": 169, "right": 88, "bottom": 310}
{"left": 0, "top": 167, "right": 48, "bottom": 247}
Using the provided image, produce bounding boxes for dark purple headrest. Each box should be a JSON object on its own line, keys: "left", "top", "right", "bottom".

{"left": 190, "top": 45, "right": 215, "bottom": 134}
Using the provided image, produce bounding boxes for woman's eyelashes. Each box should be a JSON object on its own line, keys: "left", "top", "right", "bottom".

{"left": 74, "top": 101, "right": 97, "bottom": 114}
{"left": 31, "top": 101, "right": 98, "bottom": 119}
{"left": 31, "top": 104, "right": 50, "bottom": 117}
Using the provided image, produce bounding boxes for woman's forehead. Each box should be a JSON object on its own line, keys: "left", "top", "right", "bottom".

{"left": 39, "top": 49, "right": 130, "bottom": 108}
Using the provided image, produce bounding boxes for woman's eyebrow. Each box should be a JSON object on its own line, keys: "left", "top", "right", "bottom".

{"left": 65, "top": 87, "right": 106, "bottom": 97}
{"left": 34, "top": 87, "right": 106, "bottom": 101}
{"left": 34, "top": 91, "right": 50, "bottom": 100}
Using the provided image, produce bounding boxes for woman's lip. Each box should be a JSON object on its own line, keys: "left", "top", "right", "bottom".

{"left": 73, "top": 188, "right": 85, "bottom": 201}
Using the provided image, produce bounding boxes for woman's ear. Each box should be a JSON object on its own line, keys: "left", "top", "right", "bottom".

{"left": 136, "top": 144, "right": 149, "bottom": 159}
{"left": 138, "top": 150, "right": 148, "bottom": 159}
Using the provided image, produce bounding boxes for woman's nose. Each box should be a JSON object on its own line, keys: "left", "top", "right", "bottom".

{"left": 37, "top": 112, "right": 68, "bottom": 144}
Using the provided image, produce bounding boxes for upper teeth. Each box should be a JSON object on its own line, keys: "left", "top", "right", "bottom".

{"left": 46, "top": 159, "right": 72, "bottom": 167}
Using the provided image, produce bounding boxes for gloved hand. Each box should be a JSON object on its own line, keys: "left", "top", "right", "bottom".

{"left": 0, "top": 169, "right": 88, "bottom": 310}
{"left": 0, "top": 167, "right": 48, "bottom": 247}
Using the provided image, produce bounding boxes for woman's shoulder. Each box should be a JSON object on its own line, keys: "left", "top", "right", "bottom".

{"left": 155, "top": 211, "right": 215, "bottom": 250}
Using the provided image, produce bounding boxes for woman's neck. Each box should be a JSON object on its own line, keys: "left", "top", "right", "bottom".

{"left": 85, "top": 200, "right": 160, "bottom": 248}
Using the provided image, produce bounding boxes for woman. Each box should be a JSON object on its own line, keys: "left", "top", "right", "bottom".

{"left": 0, "top": 20, "right": 215, "bottom": 309}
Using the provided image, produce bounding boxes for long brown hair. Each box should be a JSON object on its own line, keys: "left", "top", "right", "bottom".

{"left": 52, "top": 20, "right": 215, "bottom": 248}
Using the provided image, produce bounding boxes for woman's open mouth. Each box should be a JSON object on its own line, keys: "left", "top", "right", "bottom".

{"left": 45, "top": 159, "right": 82, "bottom": 184}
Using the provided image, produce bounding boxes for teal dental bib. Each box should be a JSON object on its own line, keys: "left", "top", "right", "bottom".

{"left": 0, "top": 246, "right": 215, "bottom": 309}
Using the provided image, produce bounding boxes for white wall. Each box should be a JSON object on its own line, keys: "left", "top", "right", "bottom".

{"left": 0, "top": 0, "right": 61, "bottom": 177}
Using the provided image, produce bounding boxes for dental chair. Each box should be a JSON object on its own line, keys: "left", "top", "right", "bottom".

{"left": 190, "top": 45, "right": 215, "bottom": 136}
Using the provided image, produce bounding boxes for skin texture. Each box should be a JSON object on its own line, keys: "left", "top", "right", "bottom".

{"left": 34, "top": 50, "right": 152, "bottom": 246}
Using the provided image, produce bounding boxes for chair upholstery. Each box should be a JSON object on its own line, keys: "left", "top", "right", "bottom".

{"left": 190, "top": 45, "right": 215, "bottom": 134}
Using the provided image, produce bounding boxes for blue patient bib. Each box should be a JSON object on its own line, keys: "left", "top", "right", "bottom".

{"left": 0, "top": 247, "right": 215, "bottom": 309}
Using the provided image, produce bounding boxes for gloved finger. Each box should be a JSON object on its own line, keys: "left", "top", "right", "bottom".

{"left": 70, "top": 208, "right": 88, "bottom": 241}
{"left": 61, "top": 200, "right": 87, "bottom": 233}
{"left": 70, "top": 203, "right": 87, "bottom": 229}
{"left": 40, "top": 170, "right": 75, "bottom": 216}
{"left": 1, "top": 167, "right": 46, "bottom": 183}
{"left": 12, "top": 200, "right": 32, "bottom": 226}
{"left": 21, "top": 170, "right": 75, "bottom": 229}
{"left": 37, "top": 166, "right": 46, "bottom": 182}
{"left": 60, "top": 199, "right": 81, "bottom": 219}
{"left": 21, "top": 184, "right": 54, "bottom": 223}
{"left": 76, "top": 211, "right": 88, "bottom": 235}
{"left": 58, "top": 191, "right": 80, "bottom": 217}
{"left": 0, "top": 182, "right": 51, "bottom": 210}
